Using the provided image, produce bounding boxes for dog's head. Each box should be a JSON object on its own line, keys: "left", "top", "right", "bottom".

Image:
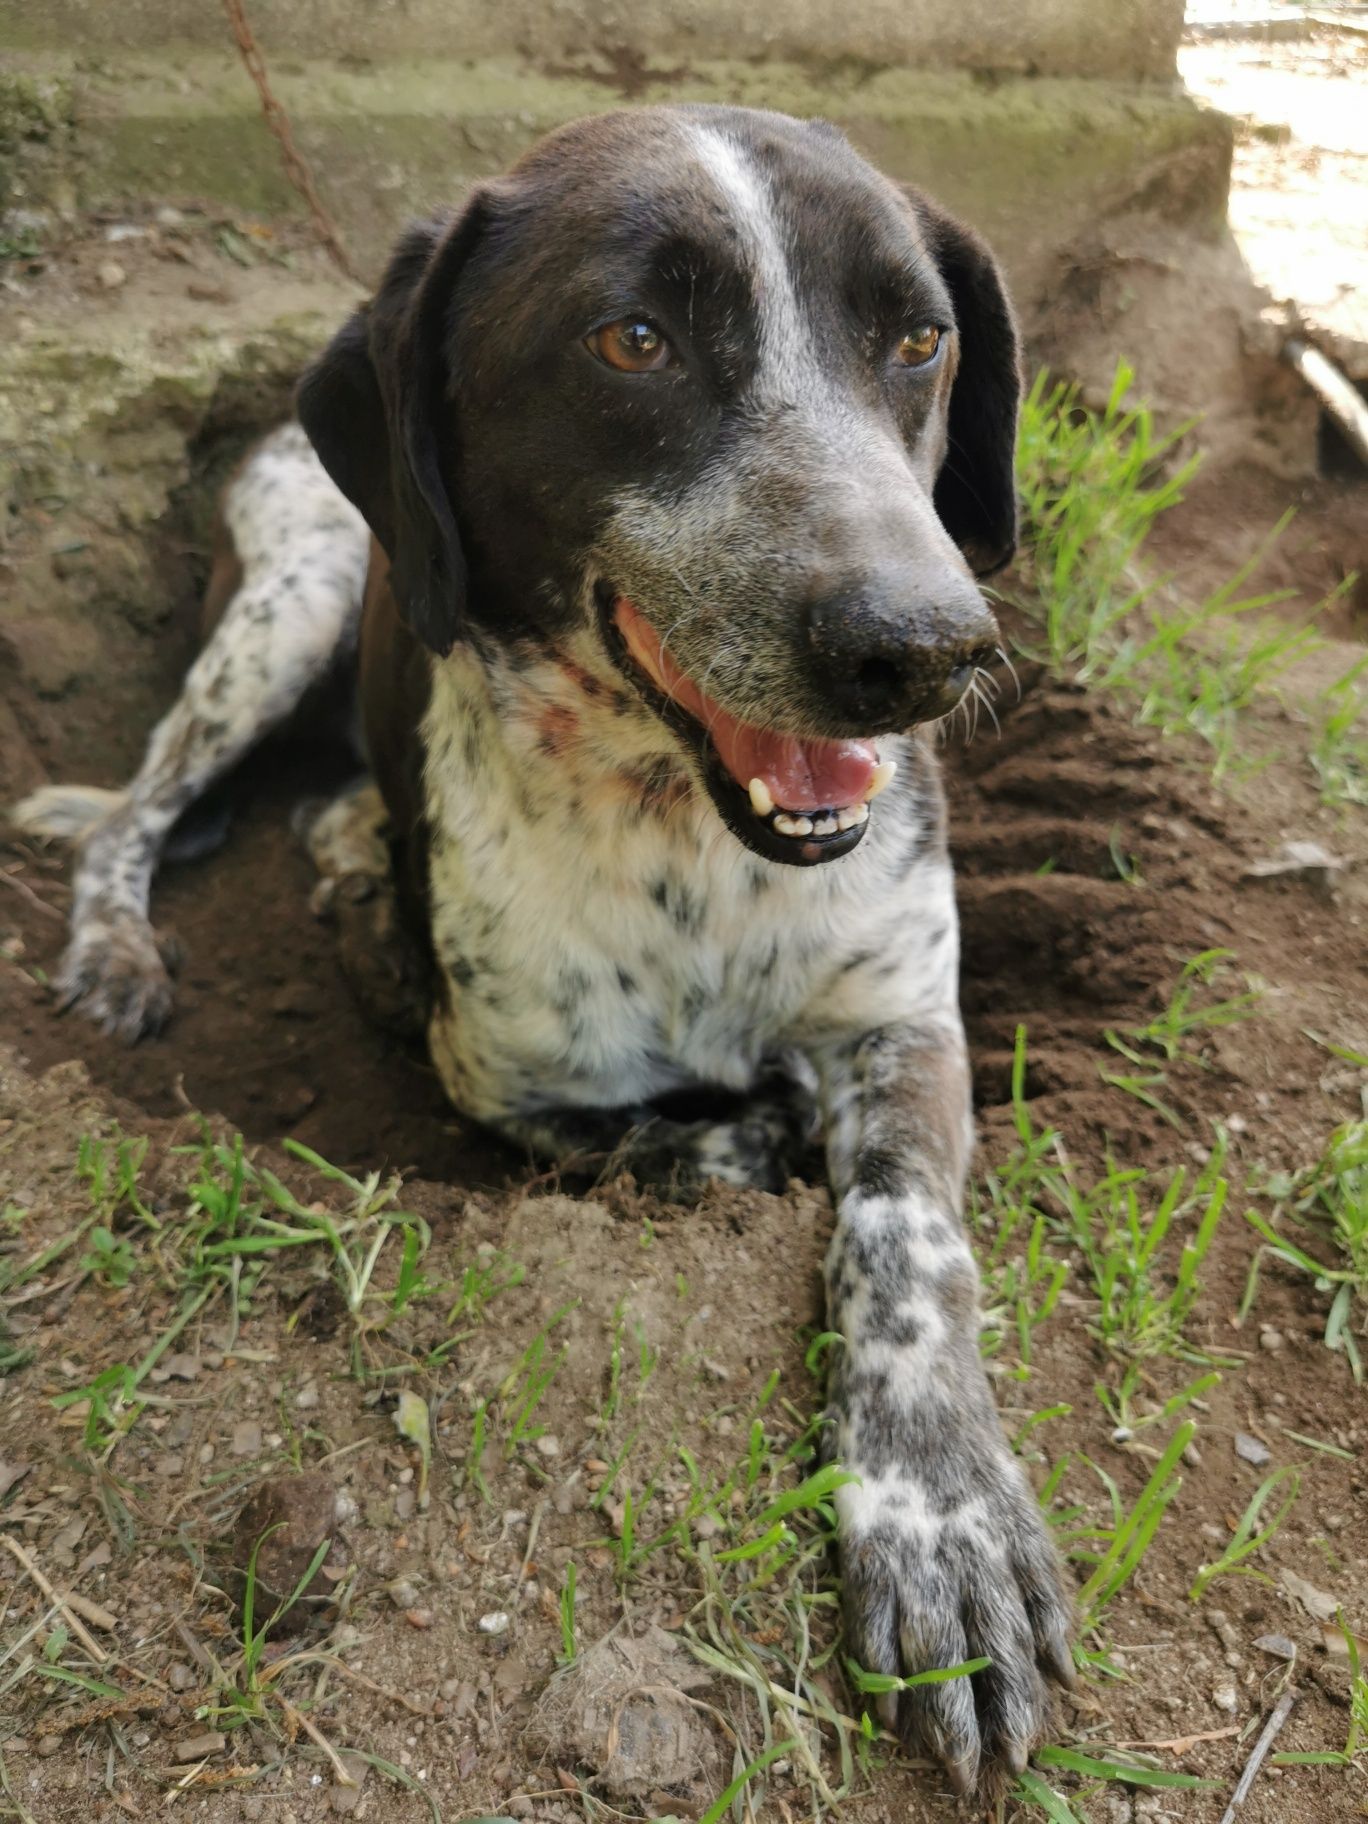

{"left": 299, "top": 105, "right": 1018, "bottom": 867}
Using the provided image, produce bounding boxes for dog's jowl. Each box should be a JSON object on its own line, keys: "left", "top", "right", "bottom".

{"left": 14, "top": 105, "right": 1073, "bottom": 1791}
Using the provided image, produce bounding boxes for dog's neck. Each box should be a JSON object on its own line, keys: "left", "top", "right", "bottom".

{"left": 431, "top": 632, "right": 706, "bottom": 844}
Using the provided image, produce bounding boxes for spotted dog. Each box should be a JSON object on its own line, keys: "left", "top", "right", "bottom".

{"left": 14, "top": 105, "right": 1073, "bottom": 1792}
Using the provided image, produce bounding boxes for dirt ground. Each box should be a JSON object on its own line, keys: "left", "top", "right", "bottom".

{"left": 4, "top": 62, "right": 1368, "bottom": 1824}
{"left": 4, "top": 430, "right": 1368, "bottom": 1824}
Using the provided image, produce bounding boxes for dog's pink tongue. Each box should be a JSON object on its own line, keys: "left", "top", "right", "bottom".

{"left": 615, "top": 598, "right": 877, "bottom": 812}
{"left": 709, "top": 721, "right": 877, "bottom": 812}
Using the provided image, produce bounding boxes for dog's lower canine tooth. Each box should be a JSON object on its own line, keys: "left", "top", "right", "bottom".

{"left": 748, "top": 777, "right": 775, "bottom": 818}
{"left": 865, "top": 760, "right": 897, "bottom": 801}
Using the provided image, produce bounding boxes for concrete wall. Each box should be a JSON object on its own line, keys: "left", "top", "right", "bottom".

{"left": 1, "top": 52, "right": 1234, "bottom": 303}
{"left": 1, "top": 0, "right": 1186, "bottom": 82}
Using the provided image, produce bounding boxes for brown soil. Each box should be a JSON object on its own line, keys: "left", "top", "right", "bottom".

{"left": 3, "top": 223, "right": 1368, "bottom": 1824}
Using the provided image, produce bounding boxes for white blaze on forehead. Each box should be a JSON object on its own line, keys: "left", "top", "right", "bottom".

{"left": 687, "top": 123, "right": 813, "bottom": 394}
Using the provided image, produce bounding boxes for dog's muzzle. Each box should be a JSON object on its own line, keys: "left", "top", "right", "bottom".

{"left": 606, "top": 591, "right": 995, "bottom": 867}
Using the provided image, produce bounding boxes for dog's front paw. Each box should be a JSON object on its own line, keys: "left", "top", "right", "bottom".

{"left": 55, "top": 913, "right": 177, "bottom": 1041}
{"left": 836, "top": 1415, "right": 1073, "bottom": 1796}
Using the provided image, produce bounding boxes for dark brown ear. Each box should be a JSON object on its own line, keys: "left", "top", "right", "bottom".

{"left": 905, "top": 190, "right": 1022, "bottom": 578}
{"left": 296, "top": 197, "right": 493, "bottom": 655}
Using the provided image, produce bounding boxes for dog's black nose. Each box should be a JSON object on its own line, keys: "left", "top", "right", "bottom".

{"left": 805, "top": 574, "right": 1000, "bottom": 730}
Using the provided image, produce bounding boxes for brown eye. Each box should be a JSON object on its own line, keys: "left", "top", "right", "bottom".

{"left": 895, "top": 325, "right": 941, "bottom": 368}
{"left": 588, "top": 318, "right": 674, "bottom": 373}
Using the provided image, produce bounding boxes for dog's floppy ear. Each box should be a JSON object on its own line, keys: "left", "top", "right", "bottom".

{"left": 905, "top": 190, "right": 1022, "bottom": 578}
{"left": 297, "top": 197, "right": 493, "bottom": 655}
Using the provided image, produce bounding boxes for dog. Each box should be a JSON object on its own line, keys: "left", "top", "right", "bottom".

{"left": 13, "top": 104, "right": 1073, "bottom": 1792}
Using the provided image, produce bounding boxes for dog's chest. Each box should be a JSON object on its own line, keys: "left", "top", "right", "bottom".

{"left": 425, "top": 803, "right": 824, "bottom": 1118}
{"left": 417, "top": 663, "right": 905, "bottom": 1119}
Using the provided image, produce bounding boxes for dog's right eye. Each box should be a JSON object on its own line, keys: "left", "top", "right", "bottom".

{"left": 587, "top": 318, "right": 675, "bottom": 373}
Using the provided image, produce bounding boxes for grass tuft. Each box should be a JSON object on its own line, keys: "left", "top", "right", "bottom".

{"left": 1014, "top": 362, "right": 1334, "bottom": 780}
{"left": 1241, "top": 1115, "right": 1368, "bottom": 1380}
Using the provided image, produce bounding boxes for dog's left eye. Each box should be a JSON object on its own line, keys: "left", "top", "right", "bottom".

{"left": 587, "top": 318, "right": 676, "bottom": 373}
{"left": 893, "top": 326, "right": 942, "bottom": 368}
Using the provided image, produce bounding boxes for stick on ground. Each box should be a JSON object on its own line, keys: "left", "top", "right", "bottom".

{"left": 1, "top": 1534, "right": 110, "bottom": 1665}
{"left": 1218, "top": 1688, "right": 1297, "bottom": 1824}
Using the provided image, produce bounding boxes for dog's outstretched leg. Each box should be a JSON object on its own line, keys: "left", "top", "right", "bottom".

{"left": 10, "top": 425, "right": 370, "bottom": 1040}
{"left": 817, "top": 1011, "right": 1074, "bottom": 1795}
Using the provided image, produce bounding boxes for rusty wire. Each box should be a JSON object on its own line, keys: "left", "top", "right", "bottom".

{"left": 220, "top": 0, "right": 362, "bottom": 283}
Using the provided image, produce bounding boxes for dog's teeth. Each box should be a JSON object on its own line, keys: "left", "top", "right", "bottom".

{"left": 773, "top": 812, "right": 813, "bottom": 837}
{"left": 748, "top": 777, "right": 775, "bottom": 818}
{"left": 811, "top": 814, "right": 838, "bottom": 836}
{"left": 865, "top": 760, "right": 897, "bottom": 801}
{"left": 836, "top": 804, "right": 868, "bottom": 831}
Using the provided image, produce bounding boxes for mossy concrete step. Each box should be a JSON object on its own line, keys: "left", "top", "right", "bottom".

{"left": 0, "top": 0, "right": 1185, "bottom": 83}
{"left": 2, "top": 54, "right": 1233, "bottom": 301}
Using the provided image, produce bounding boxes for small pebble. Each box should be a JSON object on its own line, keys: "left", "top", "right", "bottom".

{"left": 552, "top": 1482, "right": 578, "bottom": 1515}
{"left": 174, "top": 1732, "right": 226, "bottom": 1762}
{"left": 405, "top": 1608, "right": 435, "bottom": 1630}
{"left": 97, "top": 260, "right": 127, "bottom": 290}
{"left": 1235, "top": 1432, "right": 1271, "bottom": 1466}
{"left": 534, "top": 1434, "right": 561, "bottom": 1458}
{"left": 1212, "top": 1684, "right": 1238, "bottom": 1712}
{"left": 389, "top": 1581, "right": 420, "bottom": 1609}
{"left": 231, "top": 1421, "right": 262, "bottom": 1456}
{"left": 36, "top": 1735, "right": 62, "bottom": 1758}
{"left": 1259, "top": 1328, "right": 1285, "bottom": 1353}
{"left": 1207, "top": 1611, "right": 1241, "bottom": 1655}
{"left": 295, "top": 1384, "right": 319, "bottom": 1411}
{"left": 167, "top": 1664, "right": 196, "bottom": 1692}
{"left": 478, "top": 1610, "right": 510, "bottom": 1636}
{"left": 1255, "top": 1634, "right": 1297, "bottom": 1660}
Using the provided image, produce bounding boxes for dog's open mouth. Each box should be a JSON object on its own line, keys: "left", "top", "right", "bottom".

{"left": 609, "top": 595, "right": 893, "bottom": 867}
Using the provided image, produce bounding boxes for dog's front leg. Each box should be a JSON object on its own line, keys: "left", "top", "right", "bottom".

{"left": 817, "top": 1014, "right": 1073, "bottom": 1793}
